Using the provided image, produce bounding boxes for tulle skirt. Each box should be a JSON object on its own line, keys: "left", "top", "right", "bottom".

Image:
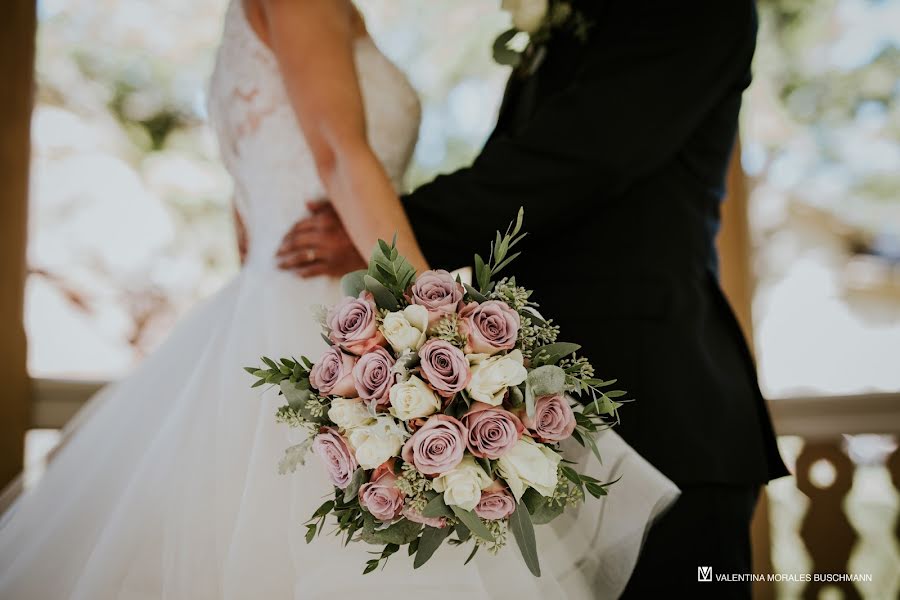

{"left": 0, "top": 267, "right": 678, "bottom": 599}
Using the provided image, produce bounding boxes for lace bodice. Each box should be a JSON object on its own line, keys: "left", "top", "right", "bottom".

{"left": 208, "top": 0, "right": 421, "bottom": 268}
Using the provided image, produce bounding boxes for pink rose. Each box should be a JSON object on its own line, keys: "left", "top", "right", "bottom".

{"left": 312, "top": 427, "right": 357, "bottom": 489}
{"left": 401, "top": 415, "right": 467, "bottom": 475}
{"left": 418, "top": 339, "right": 470, "bottom": 398}
{"left": 352, "top": 347, "right": 396, "bottom": 408}
{"left": 523, "top": 393, "right": 576, "bottom": 442}
{"left": 474, "top": 481, "right": 516, "bottom": 520}
{"left": 402, "top": 506, "right": 448, "bottom": 529}
{"left": 328, "top": 291, "right": 385, "bottom": 355}
{"left": 309, "top": 346, "right": 357, "bottom": 397}
{"left": 460, "top": 300, "right": 520, "bottom": 355}
{"left": 358, "top": 460, "right": 405, "bottom": 522}
{"left": 462, "top": 402, "right": 523, "bottom": 459}
{"left": 409, "top": 269, "right": 464, "bottom": 325}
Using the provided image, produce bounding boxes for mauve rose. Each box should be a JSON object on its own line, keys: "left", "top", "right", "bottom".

{"left": 312, "top": 427, "right": 357, "bottom": 489}
{"left": 352, "top": 347, "right": 396, "bottom": 408}
{"left": 309, "top": 346, "right": 357, "bottom": 397}
{"left": 474, "top": 481, "right": 516, "bottom": 520}
{"left": 460, "top": 300, "right": 520, "bottom": 355}
{"left": 523, "top": 393, "right": 576, "bottom": 442}
{"left": 358, "top": 460, "right": 405, "bottom": 522}
{"left": 402, "top": 506, "right": 447, "bottom": 529}
{"left": 418, "top": 339, "right": 470, "bottom": 398}
{"left": 401, "top": 415, "right": 467, "bottom": 475}
{"left": 328, "top": 291, "right": 385, "bottom": 355}
{"left": 409, "top": 269, "right": 464, "bottom": 324}
{"left": 462, "top": 402, "right": 523, "bottom": 459}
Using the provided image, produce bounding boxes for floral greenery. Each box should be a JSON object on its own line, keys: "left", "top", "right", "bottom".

{"left": 493, "top": 1, "right": 594, "bottom": 74}
{"left": 245, "top": 209, "right": 626, "bottom": 576}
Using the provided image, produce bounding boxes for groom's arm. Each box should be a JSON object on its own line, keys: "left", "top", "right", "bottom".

{"left": 403, "top": 1, "right": 757, "bottom": 270}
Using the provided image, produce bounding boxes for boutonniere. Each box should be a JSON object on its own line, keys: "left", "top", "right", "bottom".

{"left": 493, "top": 0, "right": 593, "bottom": 77}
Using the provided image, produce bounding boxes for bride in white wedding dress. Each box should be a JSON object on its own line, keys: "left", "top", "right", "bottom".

{"left": 0, "top": 1, "right": 678, "bottom": 598}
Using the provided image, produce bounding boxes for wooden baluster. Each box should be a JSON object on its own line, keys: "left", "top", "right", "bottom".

{"left": 795, "top": 441, "right": 861, "bottom": 599}
{"left": 888, "top": 441, "right": 900, "bottom": 547}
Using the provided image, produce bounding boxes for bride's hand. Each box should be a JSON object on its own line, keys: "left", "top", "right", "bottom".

{"left": 276, "top": 200, "right": 367, "bottom": 278}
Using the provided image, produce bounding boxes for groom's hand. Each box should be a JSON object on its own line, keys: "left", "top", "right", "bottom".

{"left": 276, "top": 200, "right": 366, "bottom": 278}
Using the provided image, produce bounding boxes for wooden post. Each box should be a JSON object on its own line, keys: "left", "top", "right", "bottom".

{"left": 716, "top": 139, "right": 775, "bottom": 599}
{"left": 0, "top": 0, "right": 36, "bottom": 489}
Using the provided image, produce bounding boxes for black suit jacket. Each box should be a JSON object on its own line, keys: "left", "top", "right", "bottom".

{"left": 402, "top": 0, "right": 788, "bottom": 485}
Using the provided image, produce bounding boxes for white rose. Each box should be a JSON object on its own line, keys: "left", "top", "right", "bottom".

{"left": 327, "top": 397, "right": 374, "bottom": 431}
{"left": 501, "top": 0, "right": 548, "bottom": 34}
{"left": 497, "top": 437, "right": 561, "bottom": 499}
{"left": 466, "top": 349, "right": 528, "bottom": 406}
{"left": 432, "top": 456, "right": 493, "bottom": 511}
{"left": 347, "top": 415, "right": 408, "bottom": 470}
{"left": 381, "top": 305, "right": 429, "bottom": 354}
{"left": 389, "top": 375, "right": 441, "bottom": 421}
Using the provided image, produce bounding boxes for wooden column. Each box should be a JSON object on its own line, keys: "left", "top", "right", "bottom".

{"left": 716, "top": 139, "right": 776, "bottom": 599}
{"left": 0, "top": 0, "right": 36, "bottom": 488}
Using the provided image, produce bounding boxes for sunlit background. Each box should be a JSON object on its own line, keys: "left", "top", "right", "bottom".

{"left": 20, "top": 0, "right": 900, "bottom": 597}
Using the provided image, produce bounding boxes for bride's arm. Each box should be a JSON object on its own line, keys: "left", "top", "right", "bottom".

{"left": 258, "top": 0, "right": 429, "bottom": 273}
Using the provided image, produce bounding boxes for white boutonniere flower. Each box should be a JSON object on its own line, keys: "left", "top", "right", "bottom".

{"left": 501, "top": 0, "right": 549, "bottom": 34}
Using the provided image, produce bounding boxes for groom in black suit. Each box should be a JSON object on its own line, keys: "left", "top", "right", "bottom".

{"left": 283, "top": 0, "right": 788, "bottom": 595}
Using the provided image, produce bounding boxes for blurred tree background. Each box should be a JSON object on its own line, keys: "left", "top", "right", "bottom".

{"left": 27, "top": 0, "right": 509, "bottom": 378}
{"left": 28, "top": 0, "right": 900, "bottom": 397}
{"left": 23, "top": 1, "right": 900, "bottom": 595}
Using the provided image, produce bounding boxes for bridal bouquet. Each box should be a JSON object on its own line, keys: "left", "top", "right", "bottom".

{"left": 246, "top": 210, "right": 624, "bottom": 576}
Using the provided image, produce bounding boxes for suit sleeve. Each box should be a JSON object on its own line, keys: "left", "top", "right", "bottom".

{"left": 402, "top": 1, "right": 757, "bottom": 270}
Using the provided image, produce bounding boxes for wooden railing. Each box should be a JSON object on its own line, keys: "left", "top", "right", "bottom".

{"left": 769, "top": 392, "right": 900, "bottom": 599}
{"left": 27, "top": 379, "right": 900, "bottom": 598}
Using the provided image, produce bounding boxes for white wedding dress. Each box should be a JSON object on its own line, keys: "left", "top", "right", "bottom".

{"left": 0, "top": 2, "right": 678, "bottom": 598}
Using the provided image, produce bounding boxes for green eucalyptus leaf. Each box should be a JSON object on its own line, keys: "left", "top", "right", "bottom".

{"left": 524, "top": 379, "right": 536, "bottom": 418}
{"left": 364, "top": 275, "right": 400, "bottom": 311}
{"left": 343, "top": 468, "right": 367, "bottom": 503}
{"left": 414, "top": 525, "right": 452, "bottom": 569}
{"left": 531, "top": 342, "right": 582, "bottom": 366}
{"left": 464, "top": 283, "right": 488, "bottom": 303}
{"left": 360, "top": 518, "right": 422, "bottom": 545}
{"left": 279, "top": 380, "right": 311, "bottom": 411}
{"left": 522, "top": 488, "right": 564, "bottom": 525}
{"left": 509, "top": 503, "right": 541, "bottom": 576}
{"left": 508, "top": 384, "right": 524, "bottom": 407}
{"left": 527, "top": 365, "right": 567, "bottom": 397}
{"left": 464, "top": 543, "right": 480, "bottom": 565}
{"left": 450, "top": 505, "right": 495, "bottom": 542}
{"left": 422, "top": 494, "right": 453, "bottom": 519}
{"left": 341, "top": 270, "right": 367, "bottom": 297}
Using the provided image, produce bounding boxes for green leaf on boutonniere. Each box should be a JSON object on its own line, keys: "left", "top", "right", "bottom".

{"left": 509, "top": 502, "right": 541, "bottom": 576}
{"left": 449, "top": 505, "right": 494, "bottom": 542}
{"left": 493, "top": 28, "right": 522, "bottom": 67}
{"left": 343, "top": 468, "right": 366, "bottom": 503}
{"left": 414, "top": 525, "right": 453, "bottom": 569}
